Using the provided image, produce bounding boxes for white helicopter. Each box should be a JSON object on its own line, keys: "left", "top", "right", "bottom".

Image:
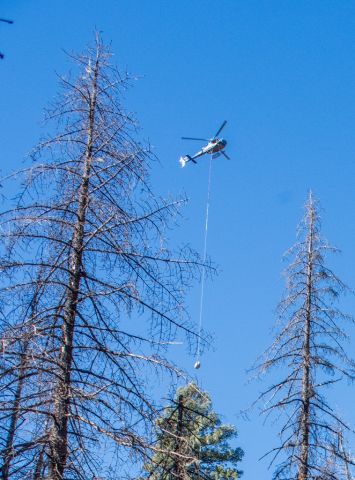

{"left": 179, "top": 120, "right": 230, "bottom": 167}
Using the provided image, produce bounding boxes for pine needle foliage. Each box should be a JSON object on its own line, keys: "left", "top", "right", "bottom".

{"left": 143, "top": 383, "right": 243, "bottom": 480}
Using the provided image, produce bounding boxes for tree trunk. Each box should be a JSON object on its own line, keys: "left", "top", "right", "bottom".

{"left": 174, "top": 394, "right": 185, "bottom": 480}
{"left": 1, "top": 341, "right": 28, "bottom": 480}
{"left": 49, "top": 61, "right": 98, "bottom": 480}
{"left": 298, "top": 205, "right": 314, "bottom": 480}
{"left": 33, "top": 446, "right": 45, "bottom": 480}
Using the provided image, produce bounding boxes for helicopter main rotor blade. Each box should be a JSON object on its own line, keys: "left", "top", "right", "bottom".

{"left": 214, "top": 120, "right": 227, "bottom": 138}
{"left": 221, "top": 151, "right": 230, "bottom": 160}
{"left": 181, "top": 137, "right": 209, "bottom": 142}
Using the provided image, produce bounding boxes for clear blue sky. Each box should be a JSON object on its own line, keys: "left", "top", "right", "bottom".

{"left": 1, "top": 1, "right": 355, "bottom": 478}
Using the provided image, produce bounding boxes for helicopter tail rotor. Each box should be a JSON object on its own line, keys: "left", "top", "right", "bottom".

{"left": 179, "top": 155, "right": 197, "bottom": 167}
{"left": 179, "top": 156, "right": 187, "bottom": 168}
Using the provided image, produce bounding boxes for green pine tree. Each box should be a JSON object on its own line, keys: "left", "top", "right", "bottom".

{"left": 144, "top": 383, "right": 243, "bottom": 480}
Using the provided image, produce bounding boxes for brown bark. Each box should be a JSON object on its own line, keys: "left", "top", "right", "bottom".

{"left": 33, "top": 446, "right": 45, "bottom": 480}
{"left": 174, "top": 394, "right": 185, "bottom": 480}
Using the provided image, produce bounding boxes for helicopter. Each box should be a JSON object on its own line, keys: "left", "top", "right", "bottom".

{"left": 179, "top": 120, "right": 230, "bottom": 167}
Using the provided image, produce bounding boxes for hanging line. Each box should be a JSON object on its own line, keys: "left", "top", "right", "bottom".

{"left": 195, "top": 155, "right": 213, "bottom": 366}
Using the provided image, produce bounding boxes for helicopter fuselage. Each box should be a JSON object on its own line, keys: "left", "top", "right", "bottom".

{"left": 189, "top": 138, "right": 226, "bottom": 160}
{"left": 205, "top": 138, "right": 227, "bottom": 154}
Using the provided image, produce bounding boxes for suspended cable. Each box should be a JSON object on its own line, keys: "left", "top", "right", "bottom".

{"left": 195, "top": 155, "right": 213, "bottom": 369}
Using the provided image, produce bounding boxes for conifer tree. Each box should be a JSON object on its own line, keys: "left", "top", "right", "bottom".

{"left": 143, "top": 383, "right": 243, "bottom": 480}
{"left": 255, "top": 193, "right": 355, "bottom": 480}
{"left": 0, "top": 35, "right": 204, "bottom": 480}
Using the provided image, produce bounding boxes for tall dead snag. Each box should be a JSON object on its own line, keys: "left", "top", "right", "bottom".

{"left": 1, "top": 339, "right": 29, "bottom": 480}
{"left": 0, "top": 35, "right": 204, "bottom": 480}
{"left": 255, "top": 193, "right": 355, "bottom": 480}
{"left": 0, "top": 276, "right": 49, "bottom": 480}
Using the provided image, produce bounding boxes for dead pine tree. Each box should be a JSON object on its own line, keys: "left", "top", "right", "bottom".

{"left": 0, "top": 34, "right": 206, "bottom": 480}
{"left": 254, "top": 192, "right": 355, "bottom": 480}
{"left": 0, "top": 338, "right": 29, "bottom": 480}
{"left": 0, "top": 271, "right": 63, "bottom": 479}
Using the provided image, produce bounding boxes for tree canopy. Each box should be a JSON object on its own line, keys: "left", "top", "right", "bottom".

{"left": 143, "top": 383, "right": 243, "bottom": 480}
